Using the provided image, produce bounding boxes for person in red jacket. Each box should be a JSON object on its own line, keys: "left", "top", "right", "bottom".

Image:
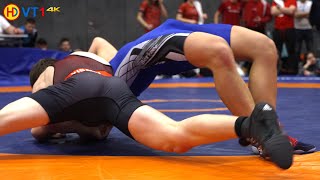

{"left": 176, "top": 0, "right": 208, "bottom": 24}
{"left": 271, "top": 0, "right": 299, "bottom": 74}
{"left": 214, "top": 0, "right": 242, "bottom": 25}
{"left": 242, "top": 0, "right": 272, "bottom": 34}
{"left": 137, "top": 0, "right": 168, "bottom": 32}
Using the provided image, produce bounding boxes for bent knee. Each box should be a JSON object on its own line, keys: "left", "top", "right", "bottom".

{"left": 254, "top": 35, "right": 278, "bottom": 61}
{"left": 160, "top": 133, "right": 192, "bottom": 153}
{"left": 185, "top": 33, "right": 234, "bottom": 68}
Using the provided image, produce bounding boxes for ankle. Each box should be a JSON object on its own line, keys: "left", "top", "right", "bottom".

{"left": 234, "top": 116, "right": 248, "bottom": 138}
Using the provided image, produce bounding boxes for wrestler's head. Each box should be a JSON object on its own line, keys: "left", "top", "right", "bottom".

{"left": 29, "top": 58, "right": 56, "bottom": 87}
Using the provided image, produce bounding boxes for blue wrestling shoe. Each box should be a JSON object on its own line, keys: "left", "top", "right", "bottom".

{"left": 240, "top": 103, "right": 293, "bottom": 169}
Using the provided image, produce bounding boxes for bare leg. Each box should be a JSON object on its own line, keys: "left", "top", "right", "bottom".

{"left": 0, "top": 97, "right": 49, "bottom": 136}
{"left": 129, "top": 105, "right": 237, "bottom": 153}
{"left": 184, "top": 32, "right": 254, "bottom": 116}
{"left": 230, "top": 26, "right": 278, "bottom": 109}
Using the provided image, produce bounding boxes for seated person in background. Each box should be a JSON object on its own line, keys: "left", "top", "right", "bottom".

{"left": 0, "top": 15, "right": 23, "bottom": 35}
{"left": 59, "top": 38, "right": 73, "bottom": 52}
{"left": 36, "top": 38, "right": 48, "bottom": 50}
{"left": 20, "top": 18, "right": 38, "bottom": 47}
{"left": 300, "top": 52, "right": 320, "bottom": 76}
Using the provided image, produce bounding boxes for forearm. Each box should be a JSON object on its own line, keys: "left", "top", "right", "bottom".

{"left": 31, "top": 121, "right": 113, "bottom": 142}
{"left": 160, "top": 3, "right": 168, "bottom": 18}
{"left": 271, "top": 7, "right": 282, "bottom": 16}
{"left": 176, "top": 14, "right": 195, "bottom": 24}
{"left": 137, "top": 13, "right": 149, "bottom": 28}
{"left": 214, "top": 12, "right": 220, "bottom": 23}
{"left": 279, "top": 6, "right": 296, "bottom": 15}
{"left": 5, "top": 26, "right": 18, "bottom": 34}
{"left": 295, "top": 11, "right": 309, "bottom": 18}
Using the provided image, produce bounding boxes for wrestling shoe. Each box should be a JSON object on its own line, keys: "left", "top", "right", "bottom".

{"left": 251, "top": 136, "right": 316, "bottom": 155}
{"left": 240, "top": 103, "right": 293, "bottom": 169}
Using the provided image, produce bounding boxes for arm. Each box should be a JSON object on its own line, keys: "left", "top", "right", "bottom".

{"left": 136, "top": 12, "right": 153, "bottom": 30}
{"left": 278, "top": 5, "right": 296, "bottom": 15}
{"left": 88, "top": 37, "right": 117, "bottom": 62}
{"left": 176, "top": 4, "right": 197, "bottom": 24}
{"left": 159, "top": 0, "right": 168, "bottom": 18}
{"left": 31, "top": 121, "right": 113, "bottom": 142}
{"left": 176, "top": 13, "right": 197, "bottom": 24}
{"left": 295, "top": 3, "right": 312, "bottom": 18}
{"left": 214, "top": 10, "right": 221, "bottom": 24}
{"left": 295, "top": 11, "right": 309, "bottom": 18}
{"left": 4, "top": 25, "right": 23, "bottom": 34}
{"left": 271, "top": 5, "right": 283, "bottom": 16}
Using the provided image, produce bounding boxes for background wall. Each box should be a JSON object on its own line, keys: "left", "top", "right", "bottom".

{"left": 0, "top": 0, "right": 319, "bottom": 54}
{"left": 0, "top": 0, "right": 224, "bottom": 50}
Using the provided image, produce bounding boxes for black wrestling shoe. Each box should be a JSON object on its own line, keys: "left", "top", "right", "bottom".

{"left": 241, "top": 103, "right": 293, "bottom": 169}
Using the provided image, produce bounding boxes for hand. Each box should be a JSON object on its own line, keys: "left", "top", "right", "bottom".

{"left": 14, "top": 28, "right": 24, "bottom": 34}
{"left": 146, "top": 24, "right": 153, "bottom": 30}
{"left": 304, "top": 71, "right": 311, "bottom": 76}
{"left": 158, "top": 0, "right": 164, "bottom": 4}
{"left": 203, "top": 13, "right": 208, "bottom": 19}
{"left": 253, "top": 16, "right": 261, "bottom": 22}
{"left": 189, "top": 19, "right": 197, "bottom": 24}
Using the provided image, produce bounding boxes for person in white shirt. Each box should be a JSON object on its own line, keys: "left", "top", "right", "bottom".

{"left": 0, "top": 15, "right": 23, "bottom": 35}
{"left": 294, "top": 0, "right": 313, "bottom": 55}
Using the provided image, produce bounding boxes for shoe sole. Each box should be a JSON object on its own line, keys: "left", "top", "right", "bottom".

{"left": 263, "top": 134, "right": 293, "bottom": 169}
{"left": 294, "top": 147, "right": 317, "bottom": 154}
{"left": 252, "top": 145, "right": 316, "bottom": 155}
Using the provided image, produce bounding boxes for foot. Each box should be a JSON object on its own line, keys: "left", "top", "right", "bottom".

{"left": 241, "top": 103, "right": 293, "bottom": 169}
{"left": 251, "top": 137, "right": 316, "bottom": 155}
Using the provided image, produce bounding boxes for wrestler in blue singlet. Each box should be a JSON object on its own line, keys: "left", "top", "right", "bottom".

{"left": 110, "top": 19, "right": 233, "bottom": 96}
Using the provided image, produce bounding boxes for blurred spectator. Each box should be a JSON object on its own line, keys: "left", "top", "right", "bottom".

{"left": 176, "top": 0, "right": 208, "bottom": 24}
{"left": 59, "top": 38, "right": 72, "bottom": 52}
{"left": 0, "top": 15, "right": 23, "bottom": 35}
{"left": 36, "top": 38, "right": 48, "bottom": 50}
{"left": 193, "top": 0, "right": 208, "bottom": 24}
{"left": 176, "top": 0, "right": 208, "bottom": 78}
{"left": 20, "top": 18, "right": 38, "bottom": 47}
{"left": 309, "top": 0, "right": 320, "bottom": 31}
{"left": 214, "top": 0, "right": 242, "bottom": 25}
{"left": 137, "top": 0, "right": 168, "bottom": 33}
{"left": 242, "top": 0, "right": 272, "bottom": 34}
{"left": 271, "top": 0, "right": 299, "bottom": 74}
{"left": 299, "top": 51, "right": 320, "bottom": 76}
{"left": 294, "top": 0, "right": 313, "bottom": 55}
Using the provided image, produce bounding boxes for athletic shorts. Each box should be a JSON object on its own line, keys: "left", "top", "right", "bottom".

{"left": 29, "top": 72, "right": 144, "bottom": 138}
{"left": 111, "top": 20, "right": 233, "bottom": 96}
{"left": 114, "top": 34, "right": 195, "bottom": 96}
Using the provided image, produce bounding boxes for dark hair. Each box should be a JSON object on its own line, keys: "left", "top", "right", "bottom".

{"left": 36, "top": 38, "right": 47, "bottom": 45}
{"left": 148, "top": 0, "right": 159, "bottom": 5}
{"left": 29, "top": 58, "right": 56, "bottom": 87}
{"left": 25, "top": 18, "right": 36, "bottom": 24}
{"left": 59, "top": 38, "right": 70, "bottom": 45}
